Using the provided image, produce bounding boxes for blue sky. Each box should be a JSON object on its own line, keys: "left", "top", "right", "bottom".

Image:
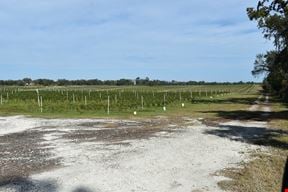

{"left": 0, "top": 0, "right": 272, "bottom": 82}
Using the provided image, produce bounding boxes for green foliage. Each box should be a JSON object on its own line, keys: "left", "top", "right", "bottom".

{"left": 0, "top": 78, "right": 256, "bottom": 86}
{"left": 0, "top": 85, "right": 256, "bottom": 116}
{"left": 247, "top": 0, "right": 288, "bottom": 101}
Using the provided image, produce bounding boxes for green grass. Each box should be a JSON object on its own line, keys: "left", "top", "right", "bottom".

{"left": 269, "top": 100, "right": 288, "bottom": 129}
{"left": 268, "top": 98, "right": 288, "bottom": 148}
{"left": 0, "top": 85, "right": 260, "bottom": 119}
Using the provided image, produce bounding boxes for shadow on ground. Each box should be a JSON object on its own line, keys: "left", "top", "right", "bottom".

{"left": 0, "top": 129, "right": 61, "bottom": 184}
{"left": 0, "top": 177, "right": 58, "bottom": 192}
{"left": 0, "top": 177, "right": 94, "bottom": 192}
{"left": 204, "top": 124, "right": 288, "bottom": 149}
{"left": 201, "top": 110, "right": 288, "bottom": 122}
{"left": 196, "top": 94, "right": 288, "bottom": 121}
{"left": 192, "top": 96, "right": 259, "bottom": 105}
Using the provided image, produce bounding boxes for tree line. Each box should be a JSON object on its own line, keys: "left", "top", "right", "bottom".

{"left": 248, "top": 0, "right": 288, "bottom": 101}
{"left": 0, "top": 77, "right": 255, "bottom": 86}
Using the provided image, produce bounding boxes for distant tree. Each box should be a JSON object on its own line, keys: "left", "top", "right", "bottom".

{"left": 16, "top": 80, "right": 25, "bottom": 86}
{"left": 34, "top": 79, "right": 55, "bottom": 86}
{"left": 22, "top": 78, "right": 32, "bottom": 85}
{"left": 116, "top": 79, "right": 133, "bottom": 86}
{"left": 57, "top": 79, "right": 71, "bottom": 86}
{"left": 0, "top": 78, "right": 256, "bottom": 86}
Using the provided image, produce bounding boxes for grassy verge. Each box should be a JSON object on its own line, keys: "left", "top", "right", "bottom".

{"left": 217, "top": 96, "right": 288, "bottom": 192}
{"left": 269, "top": 99, "right": 288, "bottom": 129}
{"left": 218, "top": 150, "right": 287, "bottom": 192}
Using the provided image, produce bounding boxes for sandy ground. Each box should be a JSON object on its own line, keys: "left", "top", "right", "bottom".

{"left": 0, "top": 117, "right": 267, "bottom": 192}
{"left": 0, "top": 97, "right": 271, "bottom": 192}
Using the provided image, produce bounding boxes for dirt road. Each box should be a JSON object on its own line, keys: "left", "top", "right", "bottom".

{"left": 0, "top": 98, "right": 271, "bottom": 192}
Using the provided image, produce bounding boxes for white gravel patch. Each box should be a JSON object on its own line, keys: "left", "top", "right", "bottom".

{"left": 37, "top": 122, "right": 261, "bottom": 191}
{"left": 220, "top": 120, "right": 267, "bottom": 128}
{"left": 0, "top": 116, "right": 133, "bottom": 136}
{"left": 0, "top": 116, "right": 41, "bottom": 136}
{"left": 0, "top": 116, "right": 265, "bottom": 192}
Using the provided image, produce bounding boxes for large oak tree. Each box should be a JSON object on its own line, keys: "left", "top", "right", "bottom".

{"left": 247, "top": 0, "right": 288, "bottom": 100}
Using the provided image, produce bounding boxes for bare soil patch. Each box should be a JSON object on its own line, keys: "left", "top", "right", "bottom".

{"left": 0, "top": 128, "right": 61, "bottom": 184}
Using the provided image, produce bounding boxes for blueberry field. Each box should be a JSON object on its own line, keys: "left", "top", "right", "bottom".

{"left": 0, "top": 84, "right": 258, "bottom": 116}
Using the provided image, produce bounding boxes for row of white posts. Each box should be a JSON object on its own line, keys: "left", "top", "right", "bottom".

{"left": 37, "top": 91, "right": 43, "bottom": 113}
{"left": 0, "top": 89, "right": 230, "bottom": 114}
{"left": 0, "top": 93, "right": 9, "bottom": 105}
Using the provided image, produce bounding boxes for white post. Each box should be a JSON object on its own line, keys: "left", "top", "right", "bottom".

{"left": 40, "top": 96, "right": 43, "bottom": 113}
{"left": 37, "top": 94, "right": 40, "bottom": 107}
{"left": 141, "top": 96, "right": 144, "bottom": 110}
{"left": 107, "top": 96, "right": 110, "bottom": 115}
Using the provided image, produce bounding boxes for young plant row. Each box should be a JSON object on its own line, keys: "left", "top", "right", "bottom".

{"left": 0, "top": 89, "right": 230, "bottom": 114}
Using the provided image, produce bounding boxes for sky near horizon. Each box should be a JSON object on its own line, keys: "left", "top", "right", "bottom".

{"left": 0, "top": 0, "right": 272, "bottom": 82}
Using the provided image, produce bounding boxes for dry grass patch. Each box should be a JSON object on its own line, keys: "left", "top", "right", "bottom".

{"left": 218, "top": 149, "right": 287, "bottom": 192}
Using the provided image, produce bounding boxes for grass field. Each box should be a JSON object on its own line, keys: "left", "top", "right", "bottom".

{"left": 0, "top": 84, "right": 259, "bottom": 118}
